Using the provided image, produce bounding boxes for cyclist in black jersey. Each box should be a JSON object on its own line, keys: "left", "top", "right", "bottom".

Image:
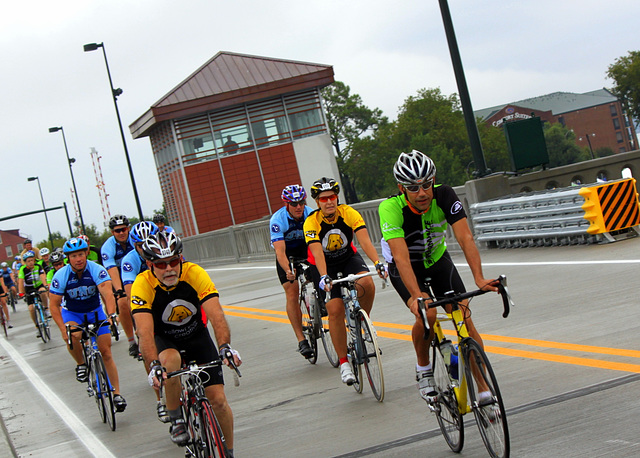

{"left": 379, "top": 150, "right": 498, "bottom": 402}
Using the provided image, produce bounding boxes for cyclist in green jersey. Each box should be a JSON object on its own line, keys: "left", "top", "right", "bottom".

{"left": 379, "top": 150, "right": 497, "bottom": 401}
{"left": 18, "top": 251, "right": 49, "bottom": 337}
{"left": 78, "top": 235, "right": 102, "bottom": 264}
{"left": 37, "top": 247, "right": 53, "bottom": 275}
{"left": 46, "top": 251, "right": 66, "bottom": 285}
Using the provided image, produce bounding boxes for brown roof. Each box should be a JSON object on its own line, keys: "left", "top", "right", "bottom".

{"left": 130, "top": 51, "right": 334, "bottom": 139}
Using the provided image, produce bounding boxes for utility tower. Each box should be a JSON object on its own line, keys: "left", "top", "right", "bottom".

{"left": 90, "top": 147, "right": 112, "bottom": 228}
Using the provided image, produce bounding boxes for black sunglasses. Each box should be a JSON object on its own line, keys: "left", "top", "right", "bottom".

{"left": 113, "top": 227, "right": 129, "bottom": 234}
{"left": 288, "top": 201, "right": 306, "bottom": 207}
{"left": 153, "top": 258, "right": 181, "bottom": 269}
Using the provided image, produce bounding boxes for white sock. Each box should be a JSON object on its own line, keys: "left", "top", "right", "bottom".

{"left": 416, "top": 363, "right": 432, "bottom": 372}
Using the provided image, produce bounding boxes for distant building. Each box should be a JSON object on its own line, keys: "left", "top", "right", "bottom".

{"left": 476, "top": 89, "right": 638, "bottom": 155}
{"left": 0, "top": 229, "right": 25, "bottom": 262}
{"left": 130, "top": 51, "right": 338, "bottom": 237}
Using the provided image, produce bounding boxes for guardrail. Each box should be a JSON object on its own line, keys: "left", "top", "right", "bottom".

{"left": 470, "top": 186, "right": 598, "bottom": 248}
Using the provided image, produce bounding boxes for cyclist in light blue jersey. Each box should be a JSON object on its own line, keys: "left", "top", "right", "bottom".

{"left": 49, "top": 237, "right": 127, "bottom": 412}
{"left": 269, "top": 184, "right": 317, "bottom": 359}
{"left": 101, "top": 214, "right": 137, "bottom": 357}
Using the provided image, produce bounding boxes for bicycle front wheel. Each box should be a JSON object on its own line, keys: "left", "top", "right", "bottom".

{"left": 432, "top": 341, "right": 464, "bottom": 452}
{"left": 200, "top": 401, "right": 228, "bottom": 457}
{"left": 318, "top": 297, "right": 339, "bottom": 367}
{"left": 89, "top": 355, "right": 107, "bottom": 424}
{"left": 299, "top": 296, "right": 317, "bottom": 364}
{"left": 10, "top": 293, "right": 16, "bottom": 312}
{"left": 94, "top": 353, "right": 116, "bottom": 431}
{"left": 35, "top": 304, "right": 49, "bottom": 343}
{"left": 358, "top": 310, "right": 384, "bottom": 402}
{"left": 463, "top": 338, "right": 509, "bottom": 458}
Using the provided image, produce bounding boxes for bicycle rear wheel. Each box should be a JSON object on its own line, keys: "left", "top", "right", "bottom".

{"left": 1, "top": 310, "right": 7, "bottom": 338}
{"left": 463, "top": 338, "right": 509, "bottom": 458}
{"left": 299, "top": 295, "right": 317, "bottom": 364}
{"left": 358, "top": 310, "right": 384, "bottom": 402}
{"left": 200, "top": 401, "right": 228, "bottom": 457}
{"left": 94, "top": 353, "right": 116, "bottom": 431}
{"left": 432, "top": 341, "right": 464, "bottom": 452}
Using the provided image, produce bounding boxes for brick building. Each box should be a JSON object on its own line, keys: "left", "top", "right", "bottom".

{"left": 130, "top": 52, "right": 338, "bottom": 237}
{"left": 476, "top": 89, "right": 638, "bottom": 155}
{"left": 0, "top": 230, "right": 25, "bottom": 264}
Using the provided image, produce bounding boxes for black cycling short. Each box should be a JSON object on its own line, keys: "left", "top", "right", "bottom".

{"left": 325, "top": 252, "right": 370, "bottom": 301}
{"left": 24, "top": 287, "right": 40, "bottom": 305}
{"left": 388, "top": 251, "right": 466, "bottom": 306}
{"left": 155, "top": 330, "right": 224, "bottom": 387}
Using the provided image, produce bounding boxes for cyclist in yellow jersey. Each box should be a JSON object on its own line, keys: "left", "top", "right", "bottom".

{"left": 303, "top": 177, "right": 387, "bottom": 386}
{"left": 131, "top": 232, "right": 241, "bottom": 453}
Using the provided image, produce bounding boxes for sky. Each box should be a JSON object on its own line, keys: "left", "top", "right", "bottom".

{"left": 1, "top": 0, "right": 637, "bottom": 245}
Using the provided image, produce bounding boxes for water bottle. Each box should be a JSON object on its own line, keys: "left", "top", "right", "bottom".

{"left": 450, "top": 345, "right": 459, "bottom": 380}
{"left": 440, "top": 338, "right": 453, "bottom": 370}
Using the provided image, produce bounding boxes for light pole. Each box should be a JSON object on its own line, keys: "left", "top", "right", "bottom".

{"left": 579, "top": 133, "right": 596, "bottom": 159}
{"left": 27, "top": 177, "right": 54, "bottom": 250}
{"left": 83, "top": 41, "right": 144, "bottom": 219}
{"left": 49, "top": 126, "right": 86, "bottom": 234}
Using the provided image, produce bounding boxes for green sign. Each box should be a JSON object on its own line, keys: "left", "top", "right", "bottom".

{"left": 503, "top": 116, "right": 549, "bottom": 171}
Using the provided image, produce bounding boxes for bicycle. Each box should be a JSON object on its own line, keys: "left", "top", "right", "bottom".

{"left": 8, "top": 289, "right": 17, "bottom": 313}
{"left": 331, "top": 271, "right": 386, "bottom": 402}
{"left": 28, "top": 288, "right": 51, "bottom": 343}
{"left": 417, "top": 275, "right": 514, "bottom": 458}
{"left": 66, "top": 312, "right": 120, "bottom": 431}
{"left": 290, "top": 257, "right": 339, "bottom": 367}
{"left": 158, "top": 356, "right": 242, "bottom": 458}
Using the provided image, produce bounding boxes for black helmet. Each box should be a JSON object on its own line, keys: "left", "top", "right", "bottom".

{"left": 109, "top": 214, "right": 129, "bottom": 229}
{"left": 310, "top": 177, "right": 340, "bottom": 199}
{"left": 152, "top": 214, "right": 166, "bottom": 224}
{"left": 142, "top": 232, "right": 183, "bottom": 262}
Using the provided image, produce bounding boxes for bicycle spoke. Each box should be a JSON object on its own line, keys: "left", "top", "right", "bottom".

{"left": 299, "top": 296, "right": 317, "bottom": 364}
{"left": 432, "top": 341, "right": 464, "bottom": 452}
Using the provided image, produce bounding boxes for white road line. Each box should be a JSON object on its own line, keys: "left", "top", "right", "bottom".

{"left": 0, "top": 338, "right": 115, "bottom": 458}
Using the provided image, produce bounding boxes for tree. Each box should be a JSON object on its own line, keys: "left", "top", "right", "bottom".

{"left": 607, "top": 51, "right": 640, "bottom": 121}
{"left": 543, "top": 123, "right": 589, "bottom": 168}
{"left": 321, "top": 81, "right": 387, "bottom": 203}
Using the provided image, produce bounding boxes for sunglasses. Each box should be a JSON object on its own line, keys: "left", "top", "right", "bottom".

{"left": 113, "top": 227, "right": 129, "bottom": 234}
{"left": 288, "top": 201, "right": 306, "bottom": 207}
{"left": 404, "top": 180, "right": 433, "bottom": 193}
{"left": 53, "top": 262, "right": 64, "bottom": 267}
{"left": 153, "top": 258, "right": 181, "bottom": 269}
{"left": 317, "top": 194, "right": 338, "bottom": 203}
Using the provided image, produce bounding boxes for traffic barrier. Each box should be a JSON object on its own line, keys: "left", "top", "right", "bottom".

{"left": 579, "top": 178, "right": 640, "bottom": 241}
{"left": 470, "top": 187, "right": 597, "bottom": 248}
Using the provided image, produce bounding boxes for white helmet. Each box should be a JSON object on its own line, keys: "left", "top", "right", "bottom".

{"left": 1, "top": 262, "right": 7, "bottom": 268}
{"left": 393, "top": 150, "right": 436, "bottom": 185}
{"left": 40, "top": 247, "right": 50, "bottom": 256}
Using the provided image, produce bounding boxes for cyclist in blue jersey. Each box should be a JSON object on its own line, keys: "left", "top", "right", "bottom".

{"left": 11, "top": 256, "right": 22, "bottom": 275}
{"left": 101, "top": 214, "right": 137, "bottom": 357}
{"left": 49, "top": 237, "right": 127, "bottom": 412}
{"left": 269, "top": 184, "right": 318, "bottom": 358}
{"left": 1, "top": 262, "right": 18, "bottom": 303}
{"left": 153, "top": 214, "right": 174, "bottom": 233}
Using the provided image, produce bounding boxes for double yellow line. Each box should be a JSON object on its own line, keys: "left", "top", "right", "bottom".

{"left": 222, "top": 305, "right": 640, "bottom": 374}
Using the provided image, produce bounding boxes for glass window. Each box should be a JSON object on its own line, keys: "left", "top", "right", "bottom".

{"left": 613, "top": 118, "right": 621, "bottom": 130}
{"left": 210, "top": 107, "right": 250, "bottom": 156}
{"left": 247, "top": 99, "right": 291, "bottom": 149}
{"left": 616, "top": 132, "right": 624, "bottom": 143}
{"left": 17, "top": 244, "right": 23, "bottom": 253}
{"left": 610, "top": 104, "right": 617, "bottom": 116}
{"left": 5, "top": 246, "right": 12, "bottom": 257}
{"left": 175, "top": 114, "right": 216, "bottom": 164}
{"left": 285, "top": 91, "right": 327, "bottom": 139}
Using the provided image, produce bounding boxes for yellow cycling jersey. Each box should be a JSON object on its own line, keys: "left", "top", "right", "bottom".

{"left": 303, "top": 204, "right": 366, "bottom": 264}
{"left": 130, "top": 262, "right": 219, "bottom": 342}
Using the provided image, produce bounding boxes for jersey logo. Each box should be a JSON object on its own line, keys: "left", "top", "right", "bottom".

{"left": 271, "top": 224, "right": 281, "bottom": 233}
{"left": 305, "top": 230, "right": 317, "bottom": 239}
{"left": 131, "top": 296, "right": 147, "bottom": 306}
{"left": 322, "top": 229, "right": 348, "bottom": 252}
{"left": 102, "top": 253, "right": 108, "bottom": 261}
{"left": 123, "top": 262, "right": 133, "bottom": 272}
{"left": 162, "top": 299, "right": 197, "bottom": 326}
{"left": 199, "top": 286, "right": 218, "bottom": 301}
{"left": 52, "top": 279, "right": 60, "bottom": 290}
{"left": 98, "top": 270, "right": 108, "bottom": 279}
{"left": 382, "top": 221, "right": 401, "bottom": 232}
{"left": 451, "top": 201, "right": 463, "bottom": 214}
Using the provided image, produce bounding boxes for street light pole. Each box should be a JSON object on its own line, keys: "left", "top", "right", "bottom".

{"left": 49, "top": 126, "right": 86, "bottom": 234}
{"left": 27, "top": 177, "right": 54, "bottom": 250}
{"left": 585, "top": 133, "right": 595, "bottom": 159}
{"left": 83, "top": 41, "right": 144, "bottom": 219}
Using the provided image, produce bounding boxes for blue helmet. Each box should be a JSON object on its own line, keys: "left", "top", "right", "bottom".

{"left": 22, "top": 250, "right": 36, "bottom": 260}
{"left": 63, "top": 237, "right": 89, "bottom": 253}
{"left": 131, "top": 221, "right": 159, "bottom": 243}
{"left": 281, "top": 184, "right": 307, "bottom": 203}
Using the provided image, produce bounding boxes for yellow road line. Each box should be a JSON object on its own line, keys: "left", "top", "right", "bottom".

{"left": 222, "top": 305, "right": 639, "bottom": 372}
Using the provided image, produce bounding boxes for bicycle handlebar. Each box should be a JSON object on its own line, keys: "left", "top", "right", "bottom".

{"left": 331, "top": 271, "right": 381, "bottom": 285}
{"left": 65, "top": 311, "right": 119, "bottom": 350}
{"left": 418, "top": 275, "right": 514, "bottom": 321}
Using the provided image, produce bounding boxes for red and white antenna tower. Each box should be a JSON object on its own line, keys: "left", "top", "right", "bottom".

{"left": 90, "top": 147, "right": 112, "bottom": 228}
